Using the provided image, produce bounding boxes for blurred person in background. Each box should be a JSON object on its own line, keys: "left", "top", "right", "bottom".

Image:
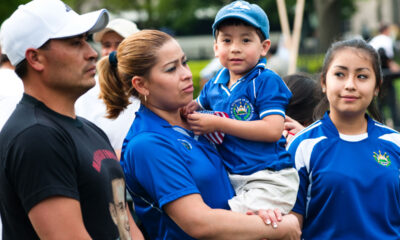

{"left": 369, "top": 23, "right": 400, "bottom": 129}
{"left": 76, "top": 18, "right": 141, "bottom": 158}
{"left": 0, "top": 28, "right": 23, "bottom": 132}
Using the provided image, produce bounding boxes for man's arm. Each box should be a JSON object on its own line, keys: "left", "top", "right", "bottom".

{"left": 28, "top": 197, "right": 92, "bottom": 240}
{"left": 187, "top": 113, "right": 284, "bottom": 142}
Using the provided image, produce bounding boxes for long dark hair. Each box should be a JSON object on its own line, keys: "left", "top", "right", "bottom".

{"left": 283, "top": 73, "right": 322, "bottom": 126}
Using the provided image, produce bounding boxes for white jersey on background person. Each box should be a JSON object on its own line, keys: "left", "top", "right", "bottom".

{"left": 75, "top": 76, "right": 140, "bottom": 150}
{"left": 0, "top": 68, "right": 23, "bottom": 131}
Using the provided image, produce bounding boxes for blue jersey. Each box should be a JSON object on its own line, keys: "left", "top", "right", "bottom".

{"left": 120, "top": 105, "right": 234, "bottom": 240}
{"left": 287, "top": 113, "right": 400, "bottom": 239}
{"left": 197, "top": 58, "right": 293, "bottom": 174}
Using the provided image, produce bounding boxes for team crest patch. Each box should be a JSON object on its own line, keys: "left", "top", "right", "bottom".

{"left": 373, "top": 150, "right": 391, "bottom": 167}
{"left": 230, "top": 98, "right": 254, "bottom": 121}
{"left": 178, "top": 139, "right": 192, "bottom": 150}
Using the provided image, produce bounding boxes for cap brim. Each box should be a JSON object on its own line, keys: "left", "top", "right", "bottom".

{"left": 93, "top": 28, "right": 110, "bottom": 42}
{"left": 53, "top": 9, "right": 109, "bottom": 39}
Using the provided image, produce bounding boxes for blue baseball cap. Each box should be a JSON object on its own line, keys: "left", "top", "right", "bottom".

{"left": 212, "top": 1, "right": 269, "bottom": 40}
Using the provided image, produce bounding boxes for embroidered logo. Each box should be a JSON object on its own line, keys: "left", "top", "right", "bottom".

{"left": 230, "top": 98, "right": 254, "bottom": 121}
{"left": 228, "top": 1, "right": 251, "bottom": 11}
{"left": 373, "top": 150, "right": 391, "bottom": 167}
{"left": 178, "top": 139, "right": 192, "bottom": 150}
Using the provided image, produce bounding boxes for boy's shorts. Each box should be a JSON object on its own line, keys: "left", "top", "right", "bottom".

{"left": 228, "top": 167, "right": 299, "bottom": 214}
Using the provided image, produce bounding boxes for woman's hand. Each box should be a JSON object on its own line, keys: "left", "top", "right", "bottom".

{"left": 247, "top": 208, "right": 282, "bottom": 229}
{"left": 283, "top": 116, "right": 305, "bottom": 143}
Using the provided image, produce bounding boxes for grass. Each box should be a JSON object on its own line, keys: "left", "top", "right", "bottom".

{"left": 188, "top": 59, "right": 211, "bottom": 97}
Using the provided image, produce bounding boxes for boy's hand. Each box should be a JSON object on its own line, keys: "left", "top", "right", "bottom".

{"left": 180, "top": 100, "right": 199, "bottom": 119}
{"left": 187, "top": 112, "right": 219, "bottom": 135}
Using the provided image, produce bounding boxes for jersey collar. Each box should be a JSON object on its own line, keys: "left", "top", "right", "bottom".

{"left": 214, "top": 58, "right": 266, "bottom": 85}
{"left": 322, "top": 111, "right": 374, "bottom": 138}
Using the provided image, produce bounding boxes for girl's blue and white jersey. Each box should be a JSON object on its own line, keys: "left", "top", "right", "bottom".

{"left": 287, "top": 112, "right": 400, "bottom": 239}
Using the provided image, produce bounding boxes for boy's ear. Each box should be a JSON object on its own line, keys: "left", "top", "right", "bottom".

{"left": 213, "top": 41, "right": 219, "bottom": 58}
{"left": 261, "top": 39, "right": 271, "bottom": 57}
{"left": 131, "top": 76, "right": 149, "bottom": 97}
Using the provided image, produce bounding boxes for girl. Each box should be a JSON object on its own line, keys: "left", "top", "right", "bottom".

{"left": 287, "top": 38, "right": 400, "bottom": 239}
{"left": 98, "top": 30, "right": 300, "bottom": 240}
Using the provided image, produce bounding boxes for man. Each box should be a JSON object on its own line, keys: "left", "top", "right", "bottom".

{"left": 0, "top": 0, "right": 143, "bottom": 239}
{"left": 75, "top": 18, "right": 140, "bottom": 157}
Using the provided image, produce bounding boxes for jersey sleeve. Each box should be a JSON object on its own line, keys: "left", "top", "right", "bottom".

{"left": 287, "top": 137, "right": 309, "bottom": 216}
{"left": 255, "top": 71, "right": 292, "bottom": 119}
{"left": 124, "top": 133, "right": 199, "bottom": 208}
{"left": 6, "top": 125, "right": 79, "bottom": 213}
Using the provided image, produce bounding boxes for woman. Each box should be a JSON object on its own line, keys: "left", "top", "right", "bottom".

{"left": 287, "top": 39, "right": 400, "bottom": 239}
{"left": 98, "top": 30, "right": 300, "bottom": 239}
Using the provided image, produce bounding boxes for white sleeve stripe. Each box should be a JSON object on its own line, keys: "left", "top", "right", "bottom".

{"left": 260, "top": 109, "right": 285, "bottom": 118}
{"left": 295, "top": 136, "right": 326, "bottom": 172}
{"left": 286, "top": 121, "right": 322, "bottom": 150}
{"left": 379, "top": 133, "right": 400, "bottom": 148}
{"left": 374, "top": 122, "right": 399, "bottom": 133}
{"left": 253, "top": 78, "right": 257, "bottom": 99}
{"left": 305, "top": 171, "right": 313, "bottom": 218}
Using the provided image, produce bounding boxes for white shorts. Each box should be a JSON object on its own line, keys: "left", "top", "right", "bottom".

{"left": 228, "top": 168, "right": 299, "bottom": 214}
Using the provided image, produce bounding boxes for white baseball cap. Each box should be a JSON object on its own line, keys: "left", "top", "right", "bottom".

{"left": 93, "top": 18, "right": 139, "bottom": 42}
{"left": 1, "top": 0, "right": 109, "bottom": 66}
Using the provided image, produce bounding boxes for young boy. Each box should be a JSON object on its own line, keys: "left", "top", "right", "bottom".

{"left": 186, "top": 0, "right": 299, "bottom": 216}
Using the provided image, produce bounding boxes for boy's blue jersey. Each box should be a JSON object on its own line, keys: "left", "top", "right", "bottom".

{"left": 287, "top": 112, "right": 400, "bottom": 239}
{"left": 197, "top": 59, "right": 293, "bottom": 175}
{"left": 120, "top": 105, "right": 234, "bottom": 240}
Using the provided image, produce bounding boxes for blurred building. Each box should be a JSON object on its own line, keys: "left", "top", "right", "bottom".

{"left": 351, "top": 0, "right": 400, "bottom": 39}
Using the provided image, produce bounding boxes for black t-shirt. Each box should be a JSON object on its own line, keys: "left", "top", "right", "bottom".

{"left": 0, "top": 94, "right": 127, "bottom": 239}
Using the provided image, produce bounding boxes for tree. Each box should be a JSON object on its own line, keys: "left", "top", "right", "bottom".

{"left": 314, "top": 0, "right": 356, "bottom": 52}
{"left": 0, "top": 0, "right": 29, "bottom": 25}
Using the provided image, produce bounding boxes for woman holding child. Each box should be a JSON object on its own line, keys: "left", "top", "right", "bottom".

{"left": 97, "top": 28, "right": 300, "bottom": 239}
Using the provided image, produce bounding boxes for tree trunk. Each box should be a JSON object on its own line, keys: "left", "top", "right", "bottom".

{"left": 314, "top": 0, "right": 342, "bottom": 52}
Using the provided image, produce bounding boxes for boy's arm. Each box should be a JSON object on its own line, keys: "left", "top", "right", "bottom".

{"left": 187, "top": 113, "right": 284, "bottom": 142}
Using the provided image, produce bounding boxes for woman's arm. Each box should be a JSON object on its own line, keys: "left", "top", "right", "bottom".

{"left": 164, "top": 194, "right": 301, "bottom": 240}
{"left": 290, "top": 211, "right": 303, "bottom": 229}
{"left": 127, "top": 205, "right": 145, "bottom": 240}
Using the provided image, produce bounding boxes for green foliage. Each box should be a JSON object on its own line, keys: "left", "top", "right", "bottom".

{"left": 188, "top": 59, "right": 210, "bottom": 97}
{"left": 0, "top": 0, "right": 29, "bottom": 24}
{"left": 297, "top": 54, "right": 325, "bottom": 74}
